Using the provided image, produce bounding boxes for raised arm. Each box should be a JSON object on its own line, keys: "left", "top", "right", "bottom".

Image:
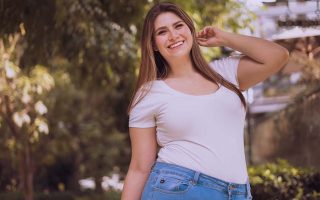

{"left": 121, "top": 127, "right": 157, "bottom": 200}
{"left": 197, "top": 26, "right": 289, "bottom": 90}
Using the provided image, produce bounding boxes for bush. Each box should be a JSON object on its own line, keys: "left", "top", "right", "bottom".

{"left": 249, "top": 159, "right": 320, "bottom": 200}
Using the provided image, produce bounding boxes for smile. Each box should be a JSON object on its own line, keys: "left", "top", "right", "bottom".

{"left": 168, "top": 41, "right": 184, "bottom": 49}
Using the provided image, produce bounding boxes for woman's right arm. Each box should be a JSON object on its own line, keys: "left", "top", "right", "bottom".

{"left": 121, "top": 127, "right": 157, "bottom": 200}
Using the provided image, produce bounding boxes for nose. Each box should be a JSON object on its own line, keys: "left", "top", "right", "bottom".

{"left": 168, "top": 29, "right": 179, "bottom": 41}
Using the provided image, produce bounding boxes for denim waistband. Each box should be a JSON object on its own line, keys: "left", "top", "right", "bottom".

{"left": 151, "top": 161, "right": 252, "bottom": 199}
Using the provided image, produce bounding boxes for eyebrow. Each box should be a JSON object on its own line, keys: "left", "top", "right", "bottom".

{"left": 154, "top": 20, "right": 184, "bottom": 33}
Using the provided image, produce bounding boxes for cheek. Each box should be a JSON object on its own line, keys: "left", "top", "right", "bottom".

{"left": 187, "top": 33, "right": 194, "bottom": 46}
{"left": 186, "top": 30, "right": 193, "bottom": 40}
{"left": 180, "top": 28, "right": 193, "bottom": 42}
{"left": 155, "top": 37, "right": 167, "bottom": 49}
{"left": 181, "top": 26, "right": 192, "bottom": 34}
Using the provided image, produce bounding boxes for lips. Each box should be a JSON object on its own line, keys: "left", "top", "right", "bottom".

{"left": 168, "top": 41, "right": 184, "bottom": 49}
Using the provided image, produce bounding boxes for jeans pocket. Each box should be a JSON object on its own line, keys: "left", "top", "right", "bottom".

{"left": 152, "top": 173, "right": 191, "bottom": 194}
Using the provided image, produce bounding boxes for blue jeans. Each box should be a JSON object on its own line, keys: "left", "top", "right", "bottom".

{"left": 141, "top": 162, "right": 252, "bottom": 200}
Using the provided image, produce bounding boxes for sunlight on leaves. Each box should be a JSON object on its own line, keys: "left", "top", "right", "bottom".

{"left": 12, "top": 111, "right": 31, "bottom": 127}
{"left": 21, "top": 93, "right": 32, "bottom": 104}
{"left": 4, "top": 60, "right": 20, "bottom": 79}
{"left": 34, "top": 101, "right": 48, "bottom": 115}
{"left": 35, "top": 118, "right": 49, "bottom": 134}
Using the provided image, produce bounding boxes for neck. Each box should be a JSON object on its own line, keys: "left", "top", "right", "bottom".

{"left": 166, "top": 55, "right": 196, "bottom": 78}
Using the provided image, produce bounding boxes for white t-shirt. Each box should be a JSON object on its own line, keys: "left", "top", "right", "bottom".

{"left": 129, "top": 56, "right": 248, "bottom": 184}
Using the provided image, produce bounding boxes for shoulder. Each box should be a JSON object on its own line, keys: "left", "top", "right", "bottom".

{"left": 209, "top": 55, "right": 243, "bottom": 86}
{"left": 131, "top": 80, "right": 167, "bottom": 109}
{"left": 136, "top": 80, "right": 166, "bottom": 99}
{"left": 210, "top": 55, "right": 243, "bottom": 73}
{"left": 129, "top": 80, "right": 165, "bottom": 128}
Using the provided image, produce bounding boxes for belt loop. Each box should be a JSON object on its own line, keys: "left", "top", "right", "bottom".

{"left": 246, "top": 177, "right": 252, "bottom": 199}
{"left": 192, "top": 171, "right": 200, "bottom": 185}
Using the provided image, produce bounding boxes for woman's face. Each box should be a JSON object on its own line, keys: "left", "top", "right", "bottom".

{"left": 153, "top": 12, "right": 193, "bottom": 61}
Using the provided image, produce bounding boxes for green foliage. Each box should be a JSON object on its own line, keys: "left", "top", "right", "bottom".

{"left": 0, "top": 34, "right": 56, "bottom": 200}
{"left": 249, "top": 159, "right": 320, "bottom": 200}
{"left": 0, "top": 34, "right": 54, "bottom": 145}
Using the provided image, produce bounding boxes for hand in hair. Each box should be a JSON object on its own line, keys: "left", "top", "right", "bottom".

{"left": 196, "top": 26, "right": 226, "bottom": 47}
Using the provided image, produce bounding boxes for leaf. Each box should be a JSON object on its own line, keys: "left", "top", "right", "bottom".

{"left": 4, "top": 60, "right": 20, "bottom": 78}
{"left": 34, "top": 101, "right": 48, "bottom": 115}
{"left": 34, "top": 117, "right": 49, "bottom": 135}
{"left": 12, "top": 111, "right": 31, "bottom": 127}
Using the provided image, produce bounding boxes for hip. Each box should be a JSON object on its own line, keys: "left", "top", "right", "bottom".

{"left": 141, "top": 161, "right": 252, "bottom": 200}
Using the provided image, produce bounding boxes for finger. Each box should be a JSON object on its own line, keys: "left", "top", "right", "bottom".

{"left": 197, "top": 29, "right": 204, "bottom": 37}
{"left": 197, "top": 40, "right": 208, "bottom": 47}
{"left": 196, "top": 38, "right": 208, "bottom": 46}
{"left": 202, "top": 28, "right": 206, "bottom": 36}
{"left": 203, "top": 27, "right": 209, "bottom": 37}
{"left": 204, "top": 26, "right": 211, "bottom": 34}
{"left": 199, "top": 29, "right": 205, "bottom": 37}
{"left": 201, "top": 29, "right": 207, "bottom": 36}
{"left": 197, "top": 37, "right": 207, "bottom": 41}
{"left": 207, "top": 27, "right": 215, "bottom": 36}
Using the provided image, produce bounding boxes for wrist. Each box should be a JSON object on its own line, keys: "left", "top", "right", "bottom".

{"left": 218, "top": 30, "right": 233, "bottom": 47}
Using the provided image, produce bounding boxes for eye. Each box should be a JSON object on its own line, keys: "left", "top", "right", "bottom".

{"left": 157, "top": 30, "right": 167, "bottom": 35}
{"left": 175, "top": 23, "right": 184, "bottom": 29}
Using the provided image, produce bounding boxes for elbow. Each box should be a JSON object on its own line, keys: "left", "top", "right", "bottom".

{"left": 129, "top": 158, "right": 155, "bottom": 174}
{"left": 274, "top": 47, "right": 289, "bottom": 72}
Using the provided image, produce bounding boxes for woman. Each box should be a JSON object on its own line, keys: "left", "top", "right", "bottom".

{"left": 121, "top": 2, "right": 289, "bottom": 200}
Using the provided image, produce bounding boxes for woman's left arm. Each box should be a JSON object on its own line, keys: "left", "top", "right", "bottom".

{"left": 197, "top": 27, "right": 290, "bottom": 90}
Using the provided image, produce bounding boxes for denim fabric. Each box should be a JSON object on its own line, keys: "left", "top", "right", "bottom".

{"left": 141, "top": 162, "right": 252, "bottom": 200}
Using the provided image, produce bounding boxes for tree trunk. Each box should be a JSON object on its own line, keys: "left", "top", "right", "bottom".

{"left": 3, "top": 95, "right": 34, "bottom": 199}
{"left": 18, "top": 142, "right": 34, "bottom": 200}
{"left": 25, "top": 142, "right": 34, "bottom": 200}
{"left": 18, "top": 152, "right": 24, "bottom": 192}
{"left": 68, "top": 152, "right": 81, "bottom": 192}
{"left": 94, "top": 176, "right": 103, "bottom": 193}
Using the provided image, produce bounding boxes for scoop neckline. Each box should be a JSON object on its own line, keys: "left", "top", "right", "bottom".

{"left": 157, "top": 80, "right": 222, "bottom": 98}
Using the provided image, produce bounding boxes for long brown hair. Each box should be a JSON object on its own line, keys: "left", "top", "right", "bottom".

{"left": 128, "top": 2, "right": 246, "bottom": 113}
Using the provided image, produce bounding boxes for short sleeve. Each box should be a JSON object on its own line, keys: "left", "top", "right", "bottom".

{"left": 129, "top": 90, "right": 157, "bottom": 128}
{"left": 209, "top": 55, "right": 242, "bottom": 86}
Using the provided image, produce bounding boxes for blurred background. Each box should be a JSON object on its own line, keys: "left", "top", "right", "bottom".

{"left": 0, "top": 0, "right": 319, "bottom": 199}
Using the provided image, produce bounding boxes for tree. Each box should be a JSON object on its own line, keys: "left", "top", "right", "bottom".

{"left": 0, "top": 33, "right": 54, "bottom": 200}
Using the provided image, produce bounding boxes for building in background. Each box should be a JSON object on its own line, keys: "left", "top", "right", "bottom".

{"left": 244, "top": 0, "right": 320, "bottom": 115}
{"left": 243, "top": 0, "right": 320, "bottom": 168}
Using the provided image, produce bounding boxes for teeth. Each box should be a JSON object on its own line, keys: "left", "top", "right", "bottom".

{"left": 169, "top": 41, "right": 183, "bottom": 49}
